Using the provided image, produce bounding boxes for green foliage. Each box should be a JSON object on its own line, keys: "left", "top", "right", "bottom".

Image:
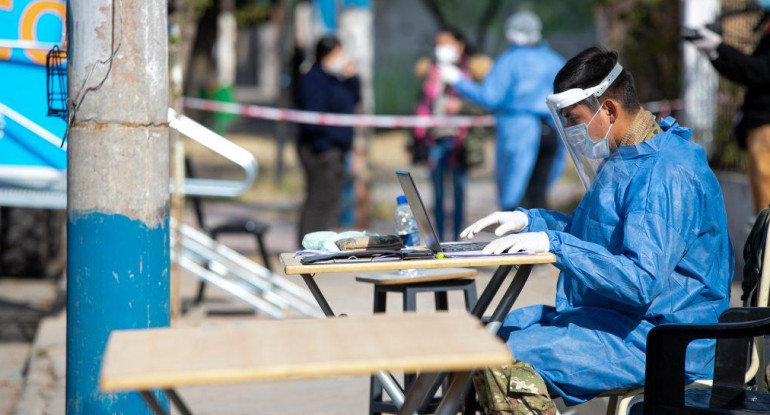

{"left": 419, "top": 0, "right": 595, "bottom": 54}
{"left": 710, "top": 119, "right": 746, "bottom": 171}
{"left": 711, "top": 76, "right": 749, "bottom": 170}
{"left": 235, "top": 1, "right": 275, "bottom": 25}
{"left": 530, "top": 0, "right": 596, "bottom": 34}
{"left": 375, "top": 0, "right": 596, "bottom": 113}
{"left": 374, "top": 57, "right": 421, "bottom": 115}
{"left": 190, "top": 0, "right": 214, "bottom": 14}
{"left": 599, "top": 0, "right": 681, "bottom": 102}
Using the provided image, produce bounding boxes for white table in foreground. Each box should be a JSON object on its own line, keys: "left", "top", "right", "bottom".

{"left": 99, "top": 313, "right": 512, "bottom": 414}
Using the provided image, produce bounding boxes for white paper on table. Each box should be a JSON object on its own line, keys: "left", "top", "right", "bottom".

{"left": 442, "top": 250, "right": 534, "bottom": 258}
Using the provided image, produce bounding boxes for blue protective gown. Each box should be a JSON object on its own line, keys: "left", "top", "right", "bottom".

{"left": 502, "top": 121, "right": 734, "bottom": 405}
{"left": 454, "top": 43, "right": 565, "bottom": 209}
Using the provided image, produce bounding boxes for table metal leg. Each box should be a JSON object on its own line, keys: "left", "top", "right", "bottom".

{"left": 299, "top": 273, "right": 407, "bottom": 407}
{"left": 400, "top": 264, "right": 517, "bottom": 412}
{"left": 166, "top": 389, "right": 194, "bottom": 415}
{"left": 378, "top": 372, "right": 406, "bottom": 407}
{"left": 140, "top": 389, "right": 194, "bottom": 415}
{"left": 434, "top": 372, "right": 474, "bottom": 415}
{"left": 141, "top": 391, "right": 169, "bottom": 415}
{"left": 397, "top": 372, "right": 443, "bottom": 415}
{"left": 471, "top": 265, "right": 513, "bottom": 318}
{"left": 486, "top": 264, "right": 532, "bottom": 332}
{"left": 433, "top": 264, "right": 535, "bottom": 415}
{"left": 301, "top": 274, "right": 335, "bottom": 317}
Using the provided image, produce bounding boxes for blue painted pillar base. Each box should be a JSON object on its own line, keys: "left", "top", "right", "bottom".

{"left": 66, "top": 212, "right": 169, "bottom": 414}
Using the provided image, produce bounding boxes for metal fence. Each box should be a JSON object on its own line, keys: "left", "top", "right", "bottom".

{"left": 712, "top": 0, "right": 764, "bottom": 170}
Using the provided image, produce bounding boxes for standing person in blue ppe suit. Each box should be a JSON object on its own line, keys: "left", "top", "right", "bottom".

{"left": 460, "top": 47, "right": 734, "bottom": 413}
{"left": 439, "top": 11, "right": 565, "bottom": 210}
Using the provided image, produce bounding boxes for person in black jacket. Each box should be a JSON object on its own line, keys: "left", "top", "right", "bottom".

{"left": 693, "top": 9, "right": 770, "bottom": 213}
{"left": 296, "top": 36, "right": 361, "bottom": 245}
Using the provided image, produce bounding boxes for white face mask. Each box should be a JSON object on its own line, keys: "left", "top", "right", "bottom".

{"left": 435, "top": 45, "right": 459, "bottom": 64}
{"left": 506, "top": 29, "right": 541, "bottom": 46}
{"left": 564, "top": 106, "right": 614, "bottom": 160}
{"left": 322, "top": 56, "right": 347, "bottom": 76}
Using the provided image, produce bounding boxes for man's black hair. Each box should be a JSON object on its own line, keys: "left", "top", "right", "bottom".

{"left": 554, "top": 47, "right": 640, "bottom": 112}
{"left": 438, "top": 27, "right": 475, "bottom": 56}
{"left": 315, "top": 35, "right": 341, "bottom": 62}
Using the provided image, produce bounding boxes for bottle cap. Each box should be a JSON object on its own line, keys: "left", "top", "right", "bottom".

{"left": 396, "top": 195, "right": 407, "bottom": 205}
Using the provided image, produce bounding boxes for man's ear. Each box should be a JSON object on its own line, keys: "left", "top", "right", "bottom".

{"left": 603, "top": 99, "right": 620, "bottom": 124}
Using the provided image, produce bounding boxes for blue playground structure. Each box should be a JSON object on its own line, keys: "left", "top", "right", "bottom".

{"left": 0, "top": 0, "right": 67, "bottom": 277}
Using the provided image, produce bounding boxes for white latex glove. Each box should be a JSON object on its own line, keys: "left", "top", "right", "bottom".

{"left": 693, "top": 27, "right": 722, "bottom": 59}
{"left": 460, "top": 211, "right": 529, "bottom": 240}
{"left": 482, "top": 232, "right": 550, "bottom": 255}
{"left": 438, "top": 63, "right": 462, "bottom": 85}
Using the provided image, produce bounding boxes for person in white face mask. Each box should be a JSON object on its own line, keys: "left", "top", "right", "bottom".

{"left": 412, "top": 28, "right": 474, "bottom": 241}
{"left": 438, "top": 11, "right": 566, "bottom": 212}
{"left": 295, "top": 36, "right": 360, "bottom": 246}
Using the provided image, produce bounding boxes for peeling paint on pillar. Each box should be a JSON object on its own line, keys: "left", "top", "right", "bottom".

{"left": 66, "top": 212, "right": 169, "bottom": 414}
{"left": 66, "top": 0, "right": 169, "bottom": 413}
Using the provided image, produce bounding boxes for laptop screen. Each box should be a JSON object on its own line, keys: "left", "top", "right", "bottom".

{"left": 396, "top": 171, "right": 441, "bottom": 252}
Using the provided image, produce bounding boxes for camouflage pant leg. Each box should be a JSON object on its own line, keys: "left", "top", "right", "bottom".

{"left": 472, "top": 359, "right": 556, "bottom": 415}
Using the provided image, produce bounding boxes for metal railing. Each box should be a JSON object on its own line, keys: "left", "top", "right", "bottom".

{"left": 0, "top": 104, "right": 312, "bottom": 319}
{"left": 172, "top": 221, "right": 323, "bottom": 319}
{"left": 168, "top": 108, "right": 257, "bottom": 198}
{"left": 0, "top": 105, "right": 259, "bottom": 208}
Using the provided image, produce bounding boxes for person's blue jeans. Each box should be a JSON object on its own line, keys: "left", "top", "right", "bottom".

{"left": 429, "top": 138, "right": 468, "bottom": 241}
{"left": 339, "top": 153, "right": 356, "bottom": 227}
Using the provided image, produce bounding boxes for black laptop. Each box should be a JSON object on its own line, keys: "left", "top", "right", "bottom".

{"left": 396, "top": 171, "right": 490, "bottom": 253}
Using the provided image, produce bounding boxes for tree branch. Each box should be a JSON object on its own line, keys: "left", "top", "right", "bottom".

{"left": 476, "top": 0, "right": 503, "bottom": 52}
{"left": 420, "top": 0, "right": 449, "bottom": 30}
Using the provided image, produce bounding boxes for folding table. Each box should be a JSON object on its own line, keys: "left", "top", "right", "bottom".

{"left": 280, "top": 252, "right": 557, "bottom": 414}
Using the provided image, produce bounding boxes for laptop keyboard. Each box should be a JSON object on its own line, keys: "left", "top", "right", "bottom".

{"left": 440, "top": 241, "right": 490, "bottom": 253}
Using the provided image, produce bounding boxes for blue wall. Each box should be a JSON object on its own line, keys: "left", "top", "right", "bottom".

{"left": 0, "top": 0, "right": 67, "bottom": 169}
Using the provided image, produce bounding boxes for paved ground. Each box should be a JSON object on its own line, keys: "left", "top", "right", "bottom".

{"left": 14, "top": 265, "right": 609, "bottom": 415}
{"left": 0, "top": 279, "right": 60, "bottom": 415}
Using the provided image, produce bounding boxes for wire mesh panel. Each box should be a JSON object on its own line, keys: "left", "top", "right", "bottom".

{"left": 46, "top": 45, "right": 67, "bottom": 121}
{"left": 712, "top": 0, "right": 765, "bottom": 170}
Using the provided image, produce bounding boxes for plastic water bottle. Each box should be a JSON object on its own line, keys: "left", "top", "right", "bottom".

{"left": 395, "top": 195, "right": 420, "bottom": 247}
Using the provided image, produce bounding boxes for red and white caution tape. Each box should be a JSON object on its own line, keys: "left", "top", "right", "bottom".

{"left": 184, "top": 97, "right": 683, "bottom": 128}
{"left": 183, "top": 97, "right": 496, "bottom": 128}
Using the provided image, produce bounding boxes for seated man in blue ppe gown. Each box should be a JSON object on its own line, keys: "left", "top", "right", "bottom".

{"left": 461, "top": 47, "right": 734, "bottom": 414}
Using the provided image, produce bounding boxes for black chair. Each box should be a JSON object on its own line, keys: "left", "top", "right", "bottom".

{"left": 185, "top": 157, "right": 273, "bottom": 304}
{"left": 600, "top": 210, "right": 770, "bottom": 415}
{"left": 629, "top": 307, "right": 770, "bottom": 415}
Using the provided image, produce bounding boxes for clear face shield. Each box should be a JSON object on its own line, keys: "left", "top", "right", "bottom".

{"left": 547, "top": 63, "right": 626, "bottom": 190}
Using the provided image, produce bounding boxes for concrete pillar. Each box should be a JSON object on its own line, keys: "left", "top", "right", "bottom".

{"left": 66, "top": 0, "right": 169, "bottom": 413}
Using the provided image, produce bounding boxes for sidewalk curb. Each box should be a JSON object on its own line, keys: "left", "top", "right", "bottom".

{"left": 12, "top": 312, "right": 65, "bottom": 415}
